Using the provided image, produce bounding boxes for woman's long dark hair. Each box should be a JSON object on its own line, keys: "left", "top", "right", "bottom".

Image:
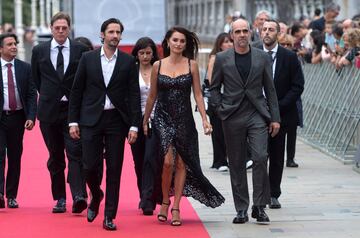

{"left": 131, "top": 37, "right": 159, "bottom": 65}
{"left": 210, "top": 32, "right": 231, "bottom": 56}
{"left": 161, "top": 26, "right": 200, "bottom": 59}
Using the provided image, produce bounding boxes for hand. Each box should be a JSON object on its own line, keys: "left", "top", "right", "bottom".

{"left": 69, "top": 126, "right": 80, "bottom": 140}
{"left": 203, "top": 120, "right": 213, "bottom": 136}
{"left": 269, "top": 122, "right": 280, "bottom": 137}
{"left": 128, "top": 130, "right": 138, "bottom": 144}
{"left": 24, "top": 120, "right": 34, "bottom": 130}
{"left": 143, "top": 123, "right": 148, "bottom": 136}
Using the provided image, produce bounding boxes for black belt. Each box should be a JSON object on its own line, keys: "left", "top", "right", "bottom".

{"left": 2, "top": 109, "right": 23, "bottom": 116}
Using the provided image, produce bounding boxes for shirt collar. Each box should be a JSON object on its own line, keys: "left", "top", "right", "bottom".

{"left": 100, "top": 46, "right": 118, "bottom": 61}
{"left": 1, "top": 58, "right": 15, "bottom": 67}
{"left": 263, "top": 43, "right": 279, "bottom": 54}
{"left": 51, "top": 38, "right": 70, "bottom": 50}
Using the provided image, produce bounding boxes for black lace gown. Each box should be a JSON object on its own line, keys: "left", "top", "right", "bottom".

{"left": 153, "top": 61, "right": 225, "bottom": 208}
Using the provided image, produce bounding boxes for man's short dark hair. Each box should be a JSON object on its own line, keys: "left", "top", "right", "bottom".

{"left": 0, "top": 33, "right": 19, "bottom": 47}
{"left": 265, "top": 19, "right": 280, "bottom": 33}
{"left": 101, "top": 18, "right": 124, "bottom": 34}
{"left": 51, "top": 12, "right": 71, "bottom": 26}
{"left": 315, "top": 8, "right": 321, "bottom": 16}
{"left": 290, "top": 23, "right": 305, "bottom": 36}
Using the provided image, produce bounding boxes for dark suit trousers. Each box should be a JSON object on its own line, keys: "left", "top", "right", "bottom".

{"left": 222, "top": 107, "right": 270, "bottom": 212}
{"left": 286, "top": 125, "right": 298, "bottom": 161}
{"left": 39, "top": 103, "right": 86, "bottom": 200}
{"left": 130, "top": 122, "right": 145, "bottom": 199}
{"left": 81, "top": 109, "right": 127, "bottom": 219}
{"left": 0, "top": 110, "right": 26, "bottom": 198}
{"left": 269, "top": 124, "right": 297, "bottom": 198}
{"left": 209, "top": 113, "right": 228, "bottom": 168}
{"left": 131, "top": 121, "right": 161, "bottom": 210}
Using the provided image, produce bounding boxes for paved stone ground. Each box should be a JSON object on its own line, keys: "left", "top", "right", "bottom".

{"left": 190, "top": 112, "right": 360, "bottom": 238}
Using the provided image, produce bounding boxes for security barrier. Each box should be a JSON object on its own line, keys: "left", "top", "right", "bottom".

{"left": 299, "top": 62, "right": 360, "bottom": 163}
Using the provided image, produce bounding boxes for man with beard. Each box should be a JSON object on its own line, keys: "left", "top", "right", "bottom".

{"left": 210, "top": 18, "right": 280, "bottom": 224}
{"left": 68, "top": 18, "right": 141, "bottom": 230}
{"left": 255, "top": 19, "right": 304, "bottom": 209}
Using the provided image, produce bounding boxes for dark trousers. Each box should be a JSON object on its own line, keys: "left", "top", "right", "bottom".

{"left": 222, "top": 108, "right": 270, "bottom": 212}
{"left": 39, "top": 104, "right": 86, "bottom": 200}
{"left": 269, "top": 124, "right": 297, "bottom": 198}
{"left": 286, "top": 125, "right": 297, "bottom": 161}
{"left": 81, "top": 110, "right": 127, "bottom": 219}
{"left": 0, "top": 110, "right": 26, "bottom": 198}
{"left": 209, "top": 113, "right": 228, "bottom": 168}
{"left": 131, "top": 120, "right": 160, "bottom": 210}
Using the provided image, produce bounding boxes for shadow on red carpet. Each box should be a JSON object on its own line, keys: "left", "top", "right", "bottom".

{"left": 0, "top": 124, "right": 210, "bottom": 238}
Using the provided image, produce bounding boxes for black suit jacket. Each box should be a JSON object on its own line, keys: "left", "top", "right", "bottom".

{"left": 0, "top": 59, "right": 37, "bottom": 121}
{"left": 68, "top": 48, "right": 141, "bottom": 128}
{"left": 209, "top": 47, "right": 280, "bottom": 123}
{"left": 31, "top": 39, "right": 88, "bottom": 123}
{"left": 254, "top": 43, "right": 305, "bottom": 126}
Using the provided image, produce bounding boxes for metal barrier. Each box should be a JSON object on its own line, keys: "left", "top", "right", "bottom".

{"left": 299, "top": 62, "right": 360, "bottom": 163}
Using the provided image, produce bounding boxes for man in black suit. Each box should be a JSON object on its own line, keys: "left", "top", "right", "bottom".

{"left": 0, "top": 33, "right": 37, "bottom": 209}
{"left": 68, "top": 18, "right": 141, "bottom": 231}
{"left": 31, "top": 12, "right": 88, "bottom": 214}
{"left": 257, "top": 19, "right": 304, "bottom": 209}
{"left": 210, "top": 18, "right": 280, "bottom": 224}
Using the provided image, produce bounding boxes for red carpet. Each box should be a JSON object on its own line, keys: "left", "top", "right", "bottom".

{"left": 0, "top": 125, "right": 210, "bottom": 238}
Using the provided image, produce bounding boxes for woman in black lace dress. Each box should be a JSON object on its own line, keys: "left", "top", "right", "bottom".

{"left": 143, "top": 26, "right": 225, "bottom": 226}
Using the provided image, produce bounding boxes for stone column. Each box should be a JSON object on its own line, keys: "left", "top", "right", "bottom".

{"left": 14, "top": 0, "right": 25, "bottom": 60}
{"left": 46, "top": 0, "right": 51, "bottom": 26}
{"left": 31, "top": 0, "right": 37, "bottom": 30}
{"left": 293, "top": 0, "right": 301, "bottom": 20}
{"left": 39, "top": 0, "right": 46, "bottom": 29}
{"left": 52, "top": 0, "right": 60, "bottom": 13}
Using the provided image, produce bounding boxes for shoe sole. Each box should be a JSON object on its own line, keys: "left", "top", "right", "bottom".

{"left": 232, "top": 217, "right": 249, "bottom": 224}
{"left": 52, "top": 209, "right": 66, "bottom": 213}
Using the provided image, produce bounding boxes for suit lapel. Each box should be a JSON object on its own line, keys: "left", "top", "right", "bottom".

{"left": 14, "top": 59, "right": 23, "bottom": 95}
{"left": 64, "top": 39, "right": 75, "bottom": 78}
{"left": 44, "top": 40, "right": 58, "bottom": 77}
{"left": 95, "top": 48, "right": 106, "bottom": 88}
{"left": 0, "top": 64, "right": 3, "bottom": 107}
{"left": 274, "top": 47, "right": 283, "bottom": 82}
{"left": 228, "top": 49, "right": 245, "bottom": 87}
{"left": 243, "top": 46, "right": 255, "bottom": 86}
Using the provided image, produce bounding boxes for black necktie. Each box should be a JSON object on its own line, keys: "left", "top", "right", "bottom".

{"left": 56, "top": 46, "right": 64, "bottom": 79}
{"left": 268, "top": 50, "right": 274, "bottom": 63}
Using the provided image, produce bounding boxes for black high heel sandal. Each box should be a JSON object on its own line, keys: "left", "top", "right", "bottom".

{"left": 170, "top": 208, "right": 182, "bottom": 226}
{"left": 157, "top": 201, "right": 171, "bottom": 222}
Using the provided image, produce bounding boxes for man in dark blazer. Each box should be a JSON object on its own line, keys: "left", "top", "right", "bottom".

{"left": 210, "top": 18, "right": 280, "bottom": 224}
{"left": 68, "top": 18, "right": 141, "bottom": 231}
{"left": 0, "top": 33, "right": 37, "bottom": 209}
{"left": 255, "top": 19, "right": 304, "bottom": 209}
{"left": 31, "top": 12, "right": 88, "bottom": 214}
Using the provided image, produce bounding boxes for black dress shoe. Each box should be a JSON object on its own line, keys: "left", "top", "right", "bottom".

{"left": 269, "top": 197, "right": 281, "bottom": 209}
{"left": 52, "top": 198, "right": 66, "bottom": 213}
{"left": 72, "top": 196, "right": 87, "bottom": 213}
{"left": 7, "top": 198, "right": 19, "bottom": 208}
{"left": 251, "top": 206, "right": 270, "bottom": 223}
{"left": 0, "top": 194, "right": 5, "bottom": 208}
{"left": 87, "top": 190, "right": 104, "bottom": 222}
{"left": 286, "top": 160, "right": 299, "bottom": 168}
{"left": 103, "top": 216, "right": 117, "bottom": 231}
{"left": 232, "top": 210, "right": 249, "bottom": 224}
{"left": 142, "top": 207, "right": 154, "bottom": 216}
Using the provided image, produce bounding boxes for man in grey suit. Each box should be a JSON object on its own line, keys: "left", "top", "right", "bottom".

{"left": 210, "top": 18, "right": 280, "bottom": 224}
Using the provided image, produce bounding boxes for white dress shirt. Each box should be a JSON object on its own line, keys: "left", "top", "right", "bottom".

{"left": 263, "top": 43, "right": 278, "bottom": 79}
{"left": 1, "top": 58, "right": 23, "bottom": 111}
{"left": 100, "top": 47, "right": 117, "bottom": 110}
{"left": 139, "top": 72, "right": 155, "bottom": 119}
{"left": 51, "top": 38, "right": 70, "bottom": 101}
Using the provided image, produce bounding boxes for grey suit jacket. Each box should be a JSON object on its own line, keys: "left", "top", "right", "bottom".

{"left": 209, "top": 46, "right": 280, "bottom": 123}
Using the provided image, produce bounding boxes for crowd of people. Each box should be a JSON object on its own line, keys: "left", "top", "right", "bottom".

{"left": 0, "top": 1, "right": 358, "bottom": 232}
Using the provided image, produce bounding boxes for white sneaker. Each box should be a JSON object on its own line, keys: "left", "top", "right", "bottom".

{"left": 246, "top": 160, "right": 253, "bottom": 169}
{"left": 218, "top": 166, "right": 229, "bottom": 172}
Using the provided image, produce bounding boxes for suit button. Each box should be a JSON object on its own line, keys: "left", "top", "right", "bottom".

{"left": 102, "top": 103, "right": 105, "bottom": 106}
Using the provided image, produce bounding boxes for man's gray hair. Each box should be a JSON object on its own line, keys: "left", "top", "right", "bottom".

{"left": 230, "top": 18, "right": 251, "bottom": 33}
{"left": 255, "top": 10, "right": 271, "bottom": 19}
{"left": 325, "top": 2, "right": 340, "bottom": 12}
